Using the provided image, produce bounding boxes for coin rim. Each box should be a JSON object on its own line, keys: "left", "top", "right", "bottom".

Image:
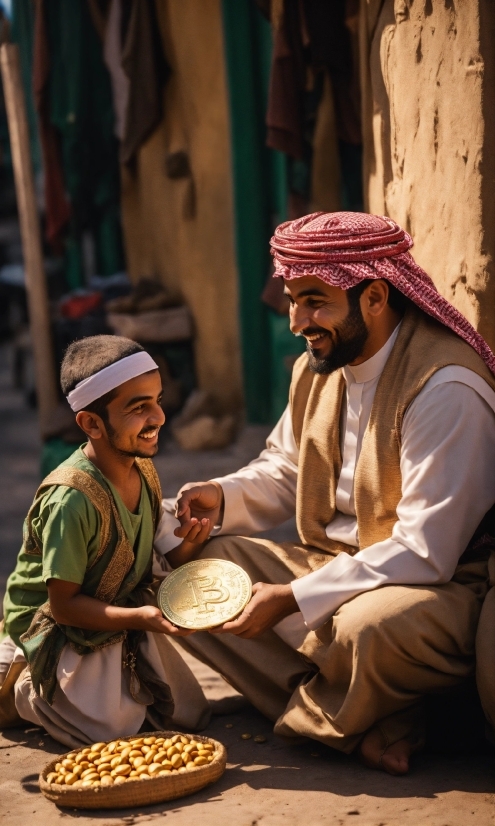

{"left": 157, "top": 559, "right": 252, "bottom": 629}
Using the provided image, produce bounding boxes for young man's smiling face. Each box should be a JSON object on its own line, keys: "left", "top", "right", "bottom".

{"left": 284, "top": 276, "right": 369, "bottom": 374}
{"left": 100, "top": 369, "right": 165, "bottom": 458}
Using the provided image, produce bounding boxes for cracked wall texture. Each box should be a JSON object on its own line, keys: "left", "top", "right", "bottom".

{"left": 360, "top": 0, "right": 495, "bottom": 347}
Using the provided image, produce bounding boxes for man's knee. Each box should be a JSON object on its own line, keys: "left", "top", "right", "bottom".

{"left": 331, "top": 583, "right": 479, "bottom": 661}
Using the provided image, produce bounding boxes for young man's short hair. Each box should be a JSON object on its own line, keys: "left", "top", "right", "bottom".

{"left": 61, "top": 335, "right": 145, "bottom": 420}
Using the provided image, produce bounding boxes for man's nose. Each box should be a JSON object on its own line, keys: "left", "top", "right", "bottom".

{"left": 289, "top": 302, "right": 312, "bottom": 335}
{"left": 150, "top": 402, "right": 166, "bottom": 426}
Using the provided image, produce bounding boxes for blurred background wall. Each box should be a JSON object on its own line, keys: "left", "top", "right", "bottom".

{"left": 0, "top": 0, "right": 493, "bottom": 463}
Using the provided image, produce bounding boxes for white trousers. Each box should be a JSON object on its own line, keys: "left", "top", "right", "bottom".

{"left": 0, "top": 633, "right": 210, "bottom": 748}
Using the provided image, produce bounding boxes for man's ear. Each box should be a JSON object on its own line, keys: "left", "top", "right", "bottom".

{"left": 362, "top": 279, "right": 389, "bottom": 317}
{"left": 75, "top": 410, "right": 105, "bottom": 440}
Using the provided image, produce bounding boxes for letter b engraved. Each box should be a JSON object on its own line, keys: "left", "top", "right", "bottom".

{"left": 189, "top": 576, "right": 230, "bottom": 614}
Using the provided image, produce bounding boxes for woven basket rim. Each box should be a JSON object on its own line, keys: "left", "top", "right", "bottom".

{"left": 39, "top": 729, "right": 227, "bottom": 809}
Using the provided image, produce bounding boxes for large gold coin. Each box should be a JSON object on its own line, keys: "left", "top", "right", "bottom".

{"left": 158, "top": 559, "right": 252, "bottom": 630}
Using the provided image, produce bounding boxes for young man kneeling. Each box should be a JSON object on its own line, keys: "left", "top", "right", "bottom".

{"left": 0, "top": 336, "right": 210, "bottom": 748}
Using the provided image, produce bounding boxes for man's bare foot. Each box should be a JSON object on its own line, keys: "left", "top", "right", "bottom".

{"left": 358, "top": 727, "right": 412, "bottom": 776}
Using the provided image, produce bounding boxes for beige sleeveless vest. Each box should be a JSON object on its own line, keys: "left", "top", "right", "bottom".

{"left": 290, "top": 305, "right": 495, "bottom": 555}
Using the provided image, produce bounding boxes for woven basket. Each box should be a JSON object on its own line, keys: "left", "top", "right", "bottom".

{"left": 39, "top": 730, "right": 227, "bottom": 810}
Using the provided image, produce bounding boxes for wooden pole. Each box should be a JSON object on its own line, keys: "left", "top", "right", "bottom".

{"left": 0, "top": 43, "right": 58, "bottom": 436}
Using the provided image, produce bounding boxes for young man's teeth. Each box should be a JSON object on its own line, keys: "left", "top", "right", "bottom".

{"left": 306, "top": 333, "right": 325, "bottom": 342}
{"left": 141, "top": 430, "right": 157, "bottom": 439}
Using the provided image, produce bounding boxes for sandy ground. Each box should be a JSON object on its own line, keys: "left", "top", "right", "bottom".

{"left": 0, "top": 343, "right": 494, "bottom": 825}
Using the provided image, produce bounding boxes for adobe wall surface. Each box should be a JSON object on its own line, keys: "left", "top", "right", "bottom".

{"left": 360, "top": 0, "right": 495, "bottom": 347}
{"left": 120, "top": 0, "right": 243, "bottom": 413}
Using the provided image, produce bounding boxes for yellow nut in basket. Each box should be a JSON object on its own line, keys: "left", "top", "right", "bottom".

{"left": 41, "top": 732, "right": 225, "bottom": 806}
{"left": 145, "top": 750, "right": 157, "bottom": 765}
{"left": 81, "top": 773, "right": 99, "bottom": 785}
{"left": 87, "top": 751, "right": 99, "bottom": 762}
{"left": 114, "top": 764, "right": 132, "bottom": 777}
{"left": 64, "top": 773, "right": 78, "bottom": 786}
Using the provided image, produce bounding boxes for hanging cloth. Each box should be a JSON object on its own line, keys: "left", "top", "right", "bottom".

{"left": 32, "top": 0, "right": 71, "bottom": 251}
{"left": 119, "top": 0, "right": 171, "bottom": 165}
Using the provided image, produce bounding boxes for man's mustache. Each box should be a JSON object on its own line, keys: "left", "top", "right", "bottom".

{"left": 295, "top": 326, "right": 328, "bottom": 338}
{"left": 138, "top": 426, "right": 161, "bottom": 436}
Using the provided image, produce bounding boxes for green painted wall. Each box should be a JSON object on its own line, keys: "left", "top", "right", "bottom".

{"left": 221, "top": 0, "right": 304, "bottom": 424}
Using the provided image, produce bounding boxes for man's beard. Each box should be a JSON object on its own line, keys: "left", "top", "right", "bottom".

{"left": 106, "top": 424, "right": 160, "bottom": 458}
{"left": 305, "top": 301, "right": 369, "bottom": 375}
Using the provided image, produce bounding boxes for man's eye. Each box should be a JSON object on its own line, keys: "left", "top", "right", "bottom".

{"left": 133, "top": 405, "right": 145, "bottom": 413}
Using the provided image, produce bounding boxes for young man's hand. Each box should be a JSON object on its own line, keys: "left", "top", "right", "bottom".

{"left": 131, "top": 605, "right": 195, "bottom": 636}
{"left": 167, "top": 516, "right": 212, "bottom": 568}
{"left": 167, "top": 481, "right": 225, "bottom": 568}
{"left": 209, "top": 582, "right": 298, "bottom": 639}
{"left": 47, "top": 579, "right": 195, "bottom": 636}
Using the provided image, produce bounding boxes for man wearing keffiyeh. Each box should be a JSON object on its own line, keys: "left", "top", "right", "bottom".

{"left": 159, "top": 212, "right": 495, "bottom": 775}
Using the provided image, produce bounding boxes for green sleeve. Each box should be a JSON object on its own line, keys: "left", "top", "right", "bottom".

{"left": 35, "top": 489, "right": 100, "bottom": 584}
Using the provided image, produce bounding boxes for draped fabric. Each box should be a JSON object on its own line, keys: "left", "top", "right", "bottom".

{"left": 271, "top": 211, "right": 495, "bottom": 375}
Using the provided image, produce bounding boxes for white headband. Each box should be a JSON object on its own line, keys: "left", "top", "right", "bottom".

{"left": 67, "top": 351, "right": 159, "bottom": 412}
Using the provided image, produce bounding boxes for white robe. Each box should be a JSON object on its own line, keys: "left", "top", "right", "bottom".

{"left": 156, "top": 326, "right": 495, "bottom": 630}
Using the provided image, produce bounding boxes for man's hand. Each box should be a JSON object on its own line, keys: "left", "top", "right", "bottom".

{"left": 209, "top": 582, "right": 298, "bottom": 639}
{"left": 173, "top": 481, "right": 224, "bottom": 541}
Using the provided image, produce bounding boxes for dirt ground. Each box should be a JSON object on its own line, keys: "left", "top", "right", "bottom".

{"left": 0, "top": 344, "right": 494, "bottom": 826}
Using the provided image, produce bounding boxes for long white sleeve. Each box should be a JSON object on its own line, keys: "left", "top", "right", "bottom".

{"left": 293, "top": 377, "right": 495, "bottom": 629}
{"left": 213, "top": 405, "right": 299, "bottom": 535}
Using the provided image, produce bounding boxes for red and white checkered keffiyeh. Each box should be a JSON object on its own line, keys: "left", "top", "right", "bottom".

{"left": 271, "top": 211, "right": 495, "bottom": 375}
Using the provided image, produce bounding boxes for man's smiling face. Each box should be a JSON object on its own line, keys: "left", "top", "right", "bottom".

{"left": 102, "top": 369, "right": 165, "bottom": 458}
{"left": 284, "top": 276, "right": 369, "bottom": 374}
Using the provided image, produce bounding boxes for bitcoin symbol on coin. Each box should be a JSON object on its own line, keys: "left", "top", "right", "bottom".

{"left": 179, "top": 576, "right": 230, "bottom": 614}
{"left": 158, "top": 559, "right": 252, "bottom": 629}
